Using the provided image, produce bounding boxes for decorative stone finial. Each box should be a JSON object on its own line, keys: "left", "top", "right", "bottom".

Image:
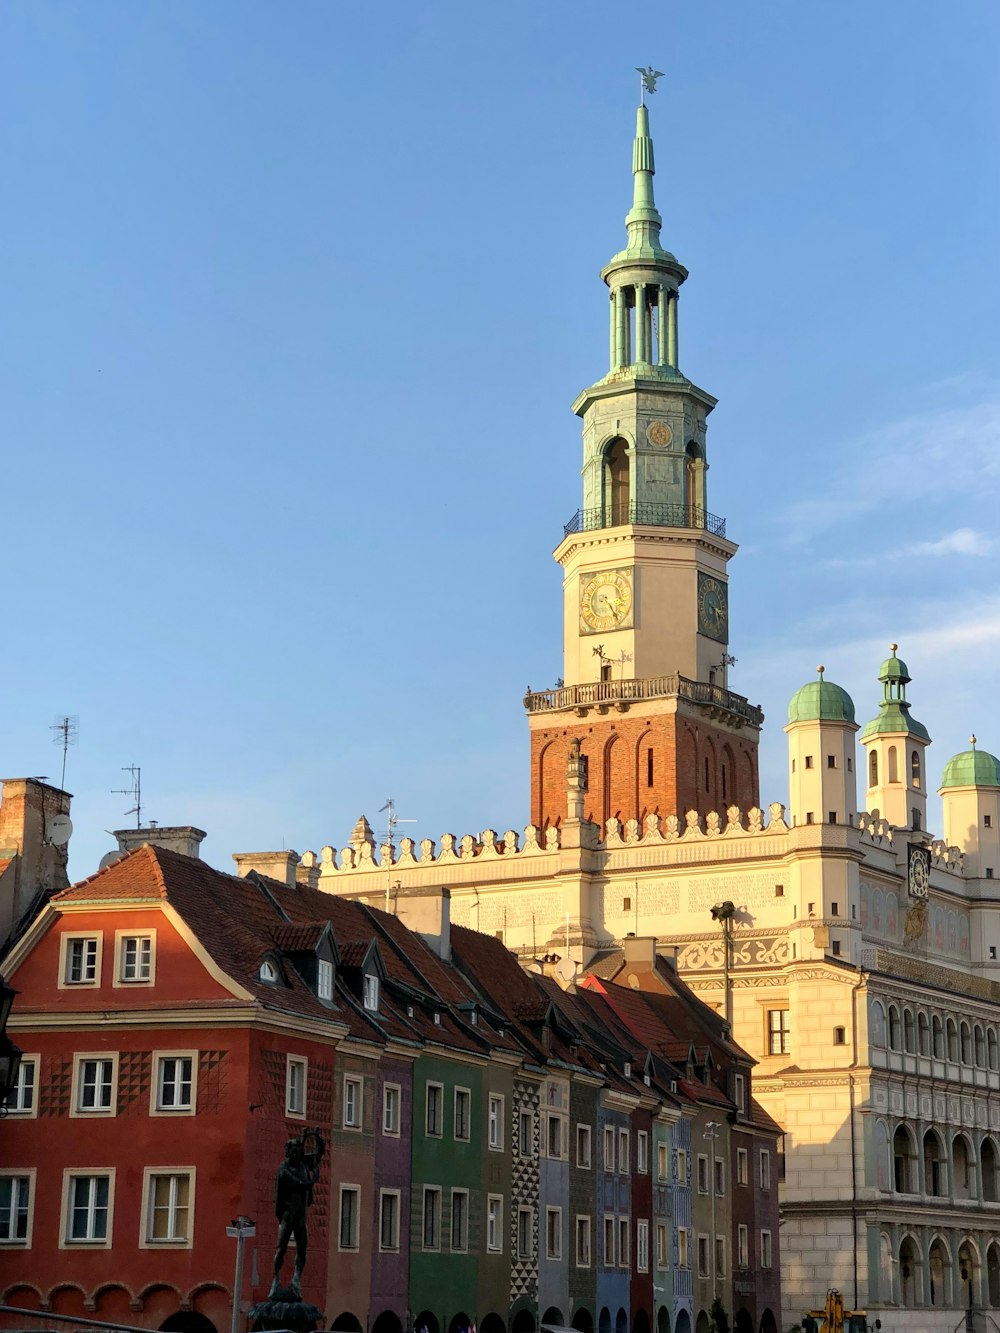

{"left": 971, "top": 734, "right": 977, "bottom": 748}
{"left": 890, "top": 643, "right": 898, "bottom": 653}
{"left": 817, "top": 665, "right": 825, "bottom": 677}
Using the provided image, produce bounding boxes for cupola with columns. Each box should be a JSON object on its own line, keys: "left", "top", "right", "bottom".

{"left": 860, "top": 646, "right": 931, "bottom": 831}
{"left": 525, "top": 77, "right": 761, "bottom": 834}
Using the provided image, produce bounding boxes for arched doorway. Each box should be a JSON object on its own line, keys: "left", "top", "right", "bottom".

{"left": 987, "top": 1241, "right": 1000, "bottom": 1306}
{"left": 615, "top": 1311, "right": 627, "bottom": 1333}
{"left": 599, "top": 1310, "right": 612, "bottom": 1333}
{"left": 899, "top": 1234, "right": 922, "bottom": 1306}
{"left": 480, "top": 1316, "right": 505, "bottom": 1333}
{"left": 512, "top": 1313, "right": 535, "bottom": 1333}
{"left": 161, "top": 1317, "right": 217, "bottom": 1333}
{"left": 674, "top": 1314, "right": 691, "bottom": 1333}
{"left": 606, "top": 439, "right": 630, "bottom": 526}
{"left": 331, "top": 1318, "right": 364, "bottom": 1333}
{"left": 414, "top": 1313, "right": 440, "bottom": 1333}
{"left": 449, "top": 1315, "right": 472, "bottom": 1333}
{"left": 633, "top": 1312, "right": 651, "bottom": 1333}
{"left": 656, "top": 1311, "right": 670, "bottom": 1333}
{"left": 959, "top": 1240, "right": 980, "bottom": 1311}
{"left": 372, "top": 1315, "right": 404, "bottom": 1333}
{"left": 758, "top": 1313, "right": 777, "bottom": 1333}
{"left": 573, "top": 1312, "right": 594, "bottom": 1333}
{"left": 929, "top": 1236, "right": 951, "bottom": 1306}
{"left": 893, "top": 1124, "right": 917, "bottom": 1191}
{"left": 734, "top": 1312, "right": 753, "bottom": 1333}
{"left": 694, "top": 1313, "right": 710, "bottom": 1333}
{"left": 543, "top": 1311, "right": 564, "bottom": 1330}
{"left": 983, "top": 1137, "right": 1000, "bottom": 1202}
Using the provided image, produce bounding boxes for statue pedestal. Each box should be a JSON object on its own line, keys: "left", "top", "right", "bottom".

{"left": 248, "top": 1286, "right": 322, "bottom": 1333}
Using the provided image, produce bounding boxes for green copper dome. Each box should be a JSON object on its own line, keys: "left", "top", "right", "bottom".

{"left": 940, "top": 739, "right": 1000, "bottom": 790}
{"left": 860, "top": 644, "right": 930, "bottom": 742}
{"left": 878, "top": 650, "right": 910, "bottom": 681}
{"left": 788, "top": 669, "right": 856, "bottom": 724}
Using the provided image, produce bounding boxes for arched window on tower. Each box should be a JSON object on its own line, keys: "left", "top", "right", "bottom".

{"left": 911, "top": 749, "right": 921, "bottom": 788}
{"left": 869, "top": 751, "right": 879, "bottom": 788}
{"left": 888, "top": 746, "right": 899, "bottom": 783}
{"left": 605, "top": 439, "right": 630, "bottom": 526}
{"left": 685, "top": 441, "right": 705, "bottom": 525}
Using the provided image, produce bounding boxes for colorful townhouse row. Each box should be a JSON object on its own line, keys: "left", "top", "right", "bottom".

{"left": 0, "top": 840, "right": 782, "bottom": 1333}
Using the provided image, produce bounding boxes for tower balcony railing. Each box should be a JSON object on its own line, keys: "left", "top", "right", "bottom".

{"left": 562, "top": 502, "right": 727, "bottom": 539}
{"left": 524, "top": 672, "right": 764, "bottom": 727}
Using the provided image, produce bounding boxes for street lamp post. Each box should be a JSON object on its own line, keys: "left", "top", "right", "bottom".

{"left": 227, "top": 1215, "right": 256, "bottom": 1333}
{"left": 704, "top": 1121, "right": 720, "bottom": 1303}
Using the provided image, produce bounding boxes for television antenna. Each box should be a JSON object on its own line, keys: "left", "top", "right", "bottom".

{"left": 51, "top": 715, "right": 79, "bottom": 789}
{"left": 113, "top": 765, "right": 143, "bottom": 829}
{"left": 379, "top": 797, "right": 416, "bottom": 911}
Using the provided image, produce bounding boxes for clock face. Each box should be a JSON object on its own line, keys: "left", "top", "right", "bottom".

{"left": 697, "top": 573, "right": 729, "bottom": 643}
{"left": 908, "top": 845, "right": 930, "bottom": 899}
{"left": 580, "top": 569, "right": 633, "bottom": 634}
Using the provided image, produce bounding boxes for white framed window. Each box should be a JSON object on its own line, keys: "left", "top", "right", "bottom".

{"left": 637, "top": 1130, "right": 649, "bottom": 1174}
{"left": 450, "top": 1188, "right": 469, "bottom": 1251}
{"left": 72, "top": 1053, "right": 117, "bottom": 1117}
{"left": 342, "top": 1074, "right": 362, "bottom": 1128}
{"left": 678, "top": 1226, "right": 689, "bottom": 1268}
{"left": 115, "top": 931, "right": 155, "bottom": 985}
{"left": 422, "top": 1186, "right": 441, "bottom": 1249}
{"left": 577, "top": 1122, "right": 592, "bottom": 1167}
{"left": 697, "top": 1233, "right": 710, "bottom": 1277}
{"left": 488, "top": 1093, "right": 504, "bottom": 1150}
{"left": 152, "top": 1052, "right": 196, "bottom": 1115}
{"left": 520, "top": 1108, "right": 534, "bottom": 1155}
{"left": 576, "top": 1214, "right": 591, "bottom": 1267}
{"left": 697, "top": 1153, "right": 709, "bottom": 1193}
{"left": 676, "top": 1147, "right": 688, "bottom": 1184}
{"left": 637, "top": 1218, "right": 649, "bottom": 1272}
{"left": 287, "top": 1057, "right": 307, "bottom": 1119}
{"left": 656, "top": 1142, "right": 669, "bottom": 1180}
{"left": 379, "top": 1189, "right": 400, "bottom": 1251}
{"left": 60, "top": 933, "right": 102, "bottom": 988}
{"left": 604, "top": 1124, "right": 615, "bottom": 1169}
{"left": 517, "top": 1205, "right": 534, "bottom": 1259}
{"left": 716, "top": 1234, "right": 726, "bottom": 1276}
{"left": 61, "top": 1170, "right": 114, "bottom": 1247}
{"left": 656, "top": 1221, "right": 668, "bottom": 1267}
{"left": 734, "top": 1071, "right": 746, "bottom": 1113}
{"left": 426, "top": 1082, "right": 444, "bottom": 1136}
{"left": 317, "top": 958, "right": 333, "bottom": 1001}
{"left": 618, "top": 1216, "right": 629, "bottom": 1268}
{"left": 5, "top": 1055, "right": 38, "bottom": 1116}
{"left": 761, "top": 1228, "right": 773, "bottom": 1268}
{"left": 487, "top": 1193, "right": 503, "bottom": 1252}
{"left": 738, "top": 1223, "right": 749, "bottom": 1267}
{"left": 737, "top": 1147, "right": 749, "bottom": 1185}
{"left": 454, "top": 1087, "right": 471, "bottom": 1142}
{"left": 603, "top": 1215, "right": 616, "bottom": 1266}
{"left": 383, "top": 1082, "right": 401, "bottom": 1136}
{"left": 338, "top": 1186, "right": 360, "bottom": 1251}
{"left": 546, "top": 1112, "right": 564, "bottom": 1159}
{"left": 759, "top": 1149, "right": 771, "bottom": 1190}
{"left": 545, "top": 1205, "right": 562, "bottom": 1260}
{"left": 363, "top": 974, "right": 379, "bottom": 1010}
{"left": 618, "top": 1128, "right": 630, "bottom": 1174}
{"left": 259, "top": 959, "right": 279, "bottom": 983}
{"left": 141, "top": 1169, "right": 194, "bottom": 1247}
{"left": 714, "top": 1157, "right": 725, "bottom": 1196}
{"left": 0, "top": 1170, "right": 35, "bottom": 1245}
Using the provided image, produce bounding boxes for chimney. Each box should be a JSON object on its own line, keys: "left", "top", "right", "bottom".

{"left": 295, "top": 851, "right": 320, "bottom": 891}
{"left": 232, "top": 851, "right": 300, "bottom": 887}
{"left": 622, "top": 934, "right": 659, "bottom": 970}
{"left": 393, "top": 885, "right": 451, "bottom": 961}
{"left": 0, "top": 778, "right": 72, "bottom": 944}
{"left": 115, "top": 826, "right": 207, "bottom": 860}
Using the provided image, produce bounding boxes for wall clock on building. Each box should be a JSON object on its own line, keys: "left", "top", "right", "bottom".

{"left": 580, "top": 569, "right": 634, "bottom": 634}
{"left": 697, "top": 573, "right": 729, "bottom": 644}
{"left": 907, "top": 844, "right": 930, "bottom": 899}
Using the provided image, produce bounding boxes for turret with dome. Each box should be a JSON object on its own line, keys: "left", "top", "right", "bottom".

{"left": 785, "top": 666, "right": 859, "bottom": 829}
{"left": 860, "top": 645, "right": 930, "bottom": 829}
{"left": 940, "top": 735, "right": 1000, "bottom": 879}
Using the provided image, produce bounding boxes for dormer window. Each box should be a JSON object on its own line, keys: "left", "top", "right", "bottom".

{"left": 363, "top": 975, "right": 379, "bottom": 1011}
{"left": 624, "top": 1062, "right": 631, "bottom": 1080}
{"left": 433, "top": 1011, "right": 441, "bottom": 1026}
{"left": 318, "top": 958, "right": 333, "bottom": 1001}
{"left": 260, "top": 960, "right": 279, "bottom": 983}
{"left": 470, "top": 1010, "right": 478, "bottom": 1026}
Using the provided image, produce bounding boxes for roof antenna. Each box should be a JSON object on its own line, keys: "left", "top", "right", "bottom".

{"left": 378, "top": 797, "right": 416, "bottom": 911}
{"left": 113, "top": 764, "right": 143, "bottom": 830}
{"left": 51, "top": 715, "right": 79, "bottom": 789}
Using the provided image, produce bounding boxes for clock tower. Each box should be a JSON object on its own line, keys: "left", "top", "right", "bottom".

{"left": 525, "top": 90, "right": 762, "bottom": 832}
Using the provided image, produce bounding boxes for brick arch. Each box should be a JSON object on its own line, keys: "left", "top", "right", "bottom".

{"left": 188, "top": 1283, "right": 230, "bottom": 1304}
{"left": 721, "top": 743, "right": 735, "bottom": 808}
{"left": 701, "top": 735, "right": 718, "bottom": 812}
{"left": 679, "top": 726, "right": 698, "bottom": 817}
{"left": 91, "top": 1284, "right": 138, "bottom": 1321}
{"left": 635, "top": 728, "right": 655, "bottom": 820}
{"left": 48, "top": 1284, "right": 90, "bottom": 1314}
{"left": 3, "top": 1283, "right": 44, "bottom": 1308}
{"left": 536, "top": 738, "right": 555, "bottom": 831}
{"left": 603, "top": 732, "right": 628, "bottom": 829}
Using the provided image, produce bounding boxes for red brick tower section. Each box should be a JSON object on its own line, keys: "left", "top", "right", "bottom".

{"left": 527, "top": 686, "right": 761, "bottom": 832}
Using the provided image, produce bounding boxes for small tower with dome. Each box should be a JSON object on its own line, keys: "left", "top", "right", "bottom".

{"left": 785, "top": 666, "right": 859, "bottom": 827}
{"left": 860, "top": 646, "right": 931, "bottom": 830}
{"left": 939, "top": 736, "right": 1000, "bottom": 879}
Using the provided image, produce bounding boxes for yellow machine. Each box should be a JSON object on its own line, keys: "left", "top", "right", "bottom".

{"left": 802, "top": 1289, "right": 868, "bottom": 1333}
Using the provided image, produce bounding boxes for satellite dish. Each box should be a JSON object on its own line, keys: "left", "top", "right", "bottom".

{"left": 46, "top": 814, "right": 73, "bottom": 846}
{"left": 556, "top": 955, "right": 579, "bottom": 984}
{"left": 98, "top": 849, "right": 125, "bottom": 871}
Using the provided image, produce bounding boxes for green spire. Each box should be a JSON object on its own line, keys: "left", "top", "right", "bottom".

{"left": 605, "top": 103, "right": 679, "bottom": 269}
{"left": 860, "top": 644, "right": 931, "bottom": 742}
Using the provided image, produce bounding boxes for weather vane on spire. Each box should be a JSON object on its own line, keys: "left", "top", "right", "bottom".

{"left": 636, "top": 66, "right": 664, "bottom": 105}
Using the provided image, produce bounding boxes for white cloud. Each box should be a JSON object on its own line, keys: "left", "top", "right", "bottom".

{"left": 906, "top": 527, "right": 996, "bottom": 558}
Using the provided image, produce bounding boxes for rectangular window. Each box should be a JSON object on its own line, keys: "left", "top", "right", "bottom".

{"left": 363, "top": 974, "right": 379, "bottom": 1010}
{"left": 426, "top": 1082, "right": 444, "bottom": 1136}
{"left": 617, "top": 1217, "right": 629, "bottom": 1268}
{"left": 517, "top": 1206, "right": 534, "bottom": 1259}
{"left": 767, "top": 1009, "right": 790, "bottom": 1055}
{"left": 487, "top": 1194, "right": 502, "bottom": 1252}
{"left": 422, "top": 1187, "right": 441, "bottom": 1249}
{"left": 697, "top": 1153, "right": 709, "bottom": 1193}
{"left": 678, "top": 1226, "right": 689, "bottom": 1268}
{"left": 618, "top": 1128, "right": 630, "bottom": 1174}
{"left": 576, "top": 1214, "right": 591, "bottom": 1267}
{"left": 760, "top": 1149, "right": 771, "bottom": 1189}
{"left": 804, "top": 755, "right": 814, "bottom": 769}
{"left": 714, "top": 1157, "right": 725, "bottom": 1196}
{"left": 488, "top": 1093, "right": 504, "bottom": 1150}
{"left": 146, "top": 1172, "right": 192, "bottom": 1245}
{"left": 317, "top": 958, "right": 333, "bottom": 1001}
{"left": 546, "top": 1113, "right": 563, "bottom": 1159}
{"left": 738, "top": 1223, "right": 749, "bottom": 1267}
{"left": 0, "top": 1174, "right": 31, "bottom": 1243}
{"left": 715, "top": 1235, "right": 726, "bottom": 1276}
{"left": 737, "top": 1148, "right": 748, "bottom": 1185}
{"left": 383, "top": 1083, "right": 401, "bottom": 1135}
{"left": 734, "top": 1073, "right": 746, "bottom": 1113}
{"left": 827, "top": 755, "right": 836, "bottom": 768}
{"left": 76, "top": 1057, "right": 114, "bottom": 1114}
{"left": 656, "top": 1222, "right": 669, "bottom": 1267}
{"left": 520, "top": 1109, "right": 534, "bottom": 1156}
{"left": 67, "top": 1174, "right": 111, "bottom": 1243}
{"left": 118, "top": 934, "right": 153, "bottom": 983}
{"left": 287, "top": 1058, "right": 307, "bottom": 1119}
{"left": 5, "top": 1057, "right": 36, "bottom": 1116}
{"left": 454, "top": 1087, "right": 471, "bottom": 1142}
{"left": 156, "top": 1055, "right": 194, "bottom": 1113}
{"left": 697, "top": 1233, "right": 710, "bottom": 1277}
{"left": 604, "top": 1215, "right": 616, "bottom": 1267}
{"left": 339, "top": 1186, "right": 359, "bottom": 1250}
{"left": 604, "top": 1125, "right": 615, "bottom": 1170}
{"left": 546, "top": 1206, "right": 562, "bottom": 1260}
{"left": 761, "top": 1228, "right": 773, "bottom": 1268}
{"left": 451, "top": 1189, "right": 469, "bottom": 1251}
{"left": 677, "top": 1147, "right": 688, "bottom": 1183}
{"left": 577, "top": 1122, "right": 592, "bottom": 1167}
{"left": 657, "top": 1142, "right": 669, "bottom": 1181}
{"left": 379, "top": 1190, "right": 399, "bottom": 1251}
{"left": 64, "top": 935, "right": 100, "bottom": 985}
{"left": 637, "top": 1130, "right": 648, "bottom": 1173}
{"left": 637, "top": 1218, "right": 649, "bottom": 1272}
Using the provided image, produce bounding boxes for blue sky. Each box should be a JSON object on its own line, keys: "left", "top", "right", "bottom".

{"left": 2, "top": 1, "right": 998, "bottom": 878}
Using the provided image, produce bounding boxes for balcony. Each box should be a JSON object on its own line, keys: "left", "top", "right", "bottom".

{"left": 563, "top": 502, "right": 727, "bottom": 539}
{"left": 524, "top": 673, "right": 764, "bottom": 728}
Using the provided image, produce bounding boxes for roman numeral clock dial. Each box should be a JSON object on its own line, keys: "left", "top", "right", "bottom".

{"left": 697, "top": 573, "right": 729, "bottom": 644}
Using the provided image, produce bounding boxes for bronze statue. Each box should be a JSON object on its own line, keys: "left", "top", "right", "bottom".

{"left": 269, "top": 1128, "right": 325, "bottom": 1299}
